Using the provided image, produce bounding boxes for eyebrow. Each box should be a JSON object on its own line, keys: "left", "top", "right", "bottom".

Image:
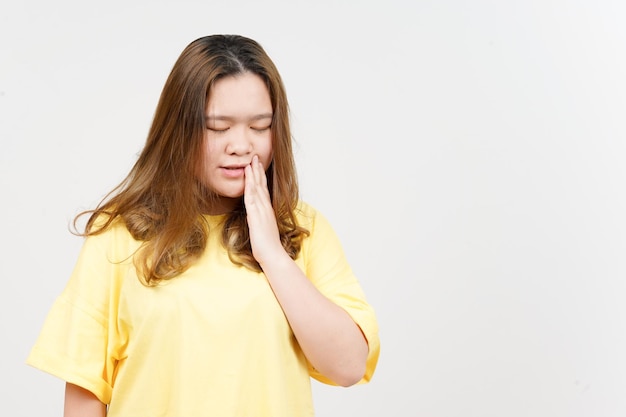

{"left": 205, "top": 113, "right": 273, "bottom": 122}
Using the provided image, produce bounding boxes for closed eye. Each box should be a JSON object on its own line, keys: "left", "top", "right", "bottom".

{"left": 251, "top": 125, "right": 271, "bottom": 132}
{"left": 207, "top": 127, "right": 229, "bottom": 133}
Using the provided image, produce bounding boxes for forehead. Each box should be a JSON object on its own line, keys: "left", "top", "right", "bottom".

{"left": 206, "top": 73, "right": 272, "bottom": 118}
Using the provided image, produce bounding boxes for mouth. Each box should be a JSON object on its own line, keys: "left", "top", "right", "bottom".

{"left": 220, "top": 164, "right": 248, "bottom": 178}
{"left": 222, "top": 163, "right": 249, "bottom": 170}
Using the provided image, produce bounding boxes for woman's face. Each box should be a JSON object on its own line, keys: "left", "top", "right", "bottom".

{"left": 199, "top": 72, "right": 273, "bottom": 214}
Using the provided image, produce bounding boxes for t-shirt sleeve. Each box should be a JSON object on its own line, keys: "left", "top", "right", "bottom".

{"left": 301, "top": 208, "right": 380, "bottom": 385}
{"left": 26, "top": 230, "right": 125, "bottom": 404}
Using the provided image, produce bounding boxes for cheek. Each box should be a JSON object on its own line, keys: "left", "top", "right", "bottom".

{"left": 205, "top": 137, "right": 219, "bottom": 156}
{"left": 197, "top": 140, "right": 215, "bottom": 178}
{"left": 203, "top": 137, "right": 222, "bottom": 164}
{"left": 262, "top": 134, "right": 274, "bottom": 166}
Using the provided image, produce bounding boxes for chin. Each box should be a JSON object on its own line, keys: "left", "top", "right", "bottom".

{"left": 210, "top": 182, "right": 244, "bottom": 198}
{"left": 217, "top": 190, "right": 245, "bottom": 200}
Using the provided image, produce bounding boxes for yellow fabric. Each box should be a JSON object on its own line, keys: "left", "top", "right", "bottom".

{"left": 27, "top": 202, "right": 379, "bottom": 417}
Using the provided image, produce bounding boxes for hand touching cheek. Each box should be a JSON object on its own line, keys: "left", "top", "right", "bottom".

{"left": 244, "top": 155, "right": 286, "bottom": 268}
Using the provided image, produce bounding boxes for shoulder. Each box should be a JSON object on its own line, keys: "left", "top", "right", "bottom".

{"left": 294, "top": 201, "right": 327, "bottom": 231}
{"left": 294, "top": 200, "right": 341, "bottom": 244}
{"left": 294, "top": 200, "right": 316, "bottom": 223}
{"left": 83, "top": 214, "right": 141, "bottom": 261}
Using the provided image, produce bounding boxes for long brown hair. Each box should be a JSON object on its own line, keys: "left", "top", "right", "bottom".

{"left": 76, "top": 34, "right": 308, "bottom": 285}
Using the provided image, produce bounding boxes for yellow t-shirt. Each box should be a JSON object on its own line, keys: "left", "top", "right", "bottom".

{"left": 27, "top": 202, "right": 379, "bottom": 417}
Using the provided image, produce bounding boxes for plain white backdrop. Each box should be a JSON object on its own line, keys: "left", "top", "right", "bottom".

{"left": 2, "top": 0, "right": 626, "bottom": 416}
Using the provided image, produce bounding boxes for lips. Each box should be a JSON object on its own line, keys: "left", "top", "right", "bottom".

{"left": 223, "top": 164, "right": 248, "bottom": 170}
{"left": 220, "top": 164, "right": 248, "bottom": 178}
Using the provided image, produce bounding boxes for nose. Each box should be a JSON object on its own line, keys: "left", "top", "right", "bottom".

{"left": 225, "top": 126, "right": 253, "bottom": 155}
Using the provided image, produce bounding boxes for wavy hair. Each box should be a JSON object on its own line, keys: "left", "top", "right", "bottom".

{"left": 75, "top": 34, "right": 308, "bottom": 285}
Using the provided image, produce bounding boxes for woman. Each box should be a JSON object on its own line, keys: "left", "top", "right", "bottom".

{"left": 27, "top": 34, "right": 379, "bottom": 417}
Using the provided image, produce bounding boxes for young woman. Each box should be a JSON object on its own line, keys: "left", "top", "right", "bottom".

{"left": 27, "top": 34, "right": 380, "bottom": 417}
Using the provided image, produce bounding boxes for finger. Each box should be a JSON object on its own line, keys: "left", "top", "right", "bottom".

{"left": 252, "top": 155, "right": 265, "bottom": 187}
{"left": 248, "top": 156, "right": 266, "bottom": 197}
{"left": 245, "top": 158, "right": 266, "bottom": 207}
{"left": 244, "top": 164, "right": 257, "bottom": 204}
{"left": 257, "top": 157, "right": 272, "bottom": 196}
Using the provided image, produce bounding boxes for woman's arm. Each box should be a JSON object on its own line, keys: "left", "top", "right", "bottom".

{"left": 64, "top": 383, "right": 106, "bottom": 417}
{"left": 244, "top": 157, "right": 369, "bottom": 386}
{"left": 260, "top": 253, "right": 369, "bottom": 386}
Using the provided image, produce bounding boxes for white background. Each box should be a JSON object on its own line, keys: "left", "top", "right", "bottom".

{"left": 2, "top": 1, "right": 625, "bottom": 416}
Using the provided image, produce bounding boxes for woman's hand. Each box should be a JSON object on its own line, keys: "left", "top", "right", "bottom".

{"left": 243, "top": 155, "right": 368, "bottom": 386}
{"left": 244, "top": 155, "right": 286, "bottom": 267}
